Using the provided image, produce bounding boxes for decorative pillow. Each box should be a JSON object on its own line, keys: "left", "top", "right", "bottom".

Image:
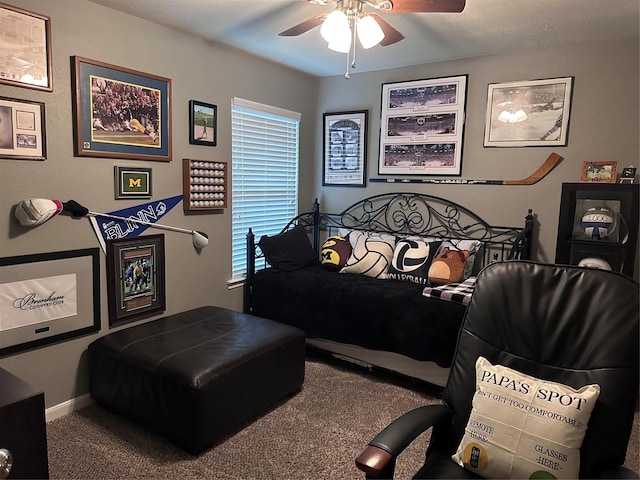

{"left": 428, "top": 239, "right": 482, "bottom": 279}
{"left": 340, "top": 233, "right": 395, "bottom": 279}
{"left": 428, "top": 248, "right": 470, "bottom": 285}
{"left": 387, "top": 239, "right": 443, "bottom": 285}
{"left": 338, "top": 228, "right": 396, "bottom": 250}
{"left": 258, "top": 225, "right": 317, "bottom": 271}
{"left": 452, "top": 356, "right": 600, "bottom": 480}
{"left": 320, "top": 235, "right": 352, "bottom": 271}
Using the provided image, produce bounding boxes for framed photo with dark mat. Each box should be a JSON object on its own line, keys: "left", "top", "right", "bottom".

{"left": 106, "top": 234, "right": 166, "bottom": 326}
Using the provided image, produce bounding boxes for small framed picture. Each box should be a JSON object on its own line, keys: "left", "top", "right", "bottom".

{"left": 114, "top": 166, "right": 152, "bottom": 199}
{"left": 580, "top": 161, "right": 619, "bottom": 183}
{"left": 189, "top": 100, "right": 217, "bottom": 146}
{"left": 323, "top": 110, "right": 368, "bottom": 187}
{"left": 0, "top": 96, "right": 46, "bottom": 160}
{"left": 619, "top": 166, "right": 636, "bottom": 184}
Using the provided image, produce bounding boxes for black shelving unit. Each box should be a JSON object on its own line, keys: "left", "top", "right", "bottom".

{"left": 555, "top": 183, "right": 638, "bottom": 277}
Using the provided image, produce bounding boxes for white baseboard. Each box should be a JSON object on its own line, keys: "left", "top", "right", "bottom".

{"left": 45, "top": 393, "right": 94, "bottom": 422}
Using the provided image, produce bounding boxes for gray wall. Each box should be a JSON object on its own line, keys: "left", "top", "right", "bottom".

{"left": 0, "top": 0, "right": 319, "bottom": 408}
{"left": 0, "top": 0, "right": 637, "bottom": 411}
{"left": 314, "top": 39, "right": 639, "bottom": 266}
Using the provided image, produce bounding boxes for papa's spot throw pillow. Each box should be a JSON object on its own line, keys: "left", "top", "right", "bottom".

{"left": 452, "top": 356, "right": 600, "bottom": 479}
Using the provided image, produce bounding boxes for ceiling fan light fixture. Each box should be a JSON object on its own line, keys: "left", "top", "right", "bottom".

{"left": 356, "top": 14, "right": 384, "bottom": 49}
{"left": 327, "top": 27, "right": 352, "bottom": 53}
{"left": 320, "top": 9, "right": 349, "bottom": 42}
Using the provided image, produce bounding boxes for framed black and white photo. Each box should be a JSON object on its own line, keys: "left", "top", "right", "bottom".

{"left": 379, "top": 75, "right": 467, "bottom": 176}
{"left": 0, "top": 2, "right": 52, "bottom": 92}
{"left": 484, "top": 77, "right": 573, "bottom": 147}
{"left": 323, "top": 110, "right": 368, "bottom": 187}
{"left": 0, "top": 248, "right": 100, "bottom": 356}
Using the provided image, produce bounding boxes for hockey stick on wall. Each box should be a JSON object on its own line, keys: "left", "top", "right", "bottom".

{"left": 370, "top": 152, "right": 562, "bottom": 185}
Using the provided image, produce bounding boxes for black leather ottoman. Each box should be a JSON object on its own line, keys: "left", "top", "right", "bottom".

{"left": 87, "top": 306, "right": 305, "bottom": 454}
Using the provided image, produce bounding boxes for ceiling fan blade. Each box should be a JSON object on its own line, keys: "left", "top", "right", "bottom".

{"left": 278, "top": 15, "right": 326, "bottom": 36}
{"left": 387, "top": 0, "right": 466, "bottom": 13}
{"left": 369, "top": 13, "right": 405, "bottom": 46}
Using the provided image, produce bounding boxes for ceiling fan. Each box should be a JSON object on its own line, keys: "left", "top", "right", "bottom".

{"left": 279, "top": 0, "right": 466, "bottom": 78}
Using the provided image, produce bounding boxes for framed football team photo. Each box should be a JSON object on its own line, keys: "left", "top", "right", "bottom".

{"left": 379, "top": 75, "right": 467, "bottom": 176}
{"left": 323, "top": 110, "right": 368, "bottom": 187}
{"left": 72, "top": 56, "right": 172, "bottom": 162}
{"left": 106, "top": 234, "right": 166, "bottom": 326}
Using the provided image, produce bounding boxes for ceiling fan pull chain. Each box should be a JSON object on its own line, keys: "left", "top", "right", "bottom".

{"left": 351, "top": 18, "right": 358, "bottom": 69}
{"left": 344, "top": 52, "right": 350, "bottom": 79}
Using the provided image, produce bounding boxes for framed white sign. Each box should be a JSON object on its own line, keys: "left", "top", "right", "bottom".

{"left": 0, "top": 248, "right": 100, "bottom": 355}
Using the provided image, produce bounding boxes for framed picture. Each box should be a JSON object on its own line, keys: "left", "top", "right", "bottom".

{"left": 0, "top": 2, "right": 52, "bottom": 92}
{"left": 0, "top": 248, "right": 100, "bottom": 356}
{"left": 484, "top": 77, "right": 573, "bottom": 147}
{"left": 580, "top": 160, "right": 619, "bottom": 183}
{"left": 378, "top": 75, "right": 467, "bottom": 176}
{"left": 114, "top": 166, "right": 152, "bottom": 199}
{"left": 323, "top": 110, "right": 368, "bottom": 187}
{"left": 106, "top": 234, "right": 166, "bottom": 327}
{"left": 72, "top": 56, "right": 172, "bottom": 162}
{"left": 0, "top": 96, "right": 46, "bottom": 160}
{"left": 619, "top": 166, "right": 636, "bottom": 184}
{"left": 189, "top": 100, "right": 217, "bottom": 146}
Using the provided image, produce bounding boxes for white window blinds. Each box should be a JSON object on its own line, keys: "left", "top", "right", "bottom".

{"left": 231, "top": 97, "right": 301, "bottom": 280}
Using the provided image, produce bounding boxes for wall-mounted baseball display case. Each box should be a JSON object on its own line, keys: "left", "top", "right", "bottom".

{"left": 182, "top": 158, "right": 227, "bottom": 211}
{"left": 555, "top": 183, "right": 638, "bottom": 277}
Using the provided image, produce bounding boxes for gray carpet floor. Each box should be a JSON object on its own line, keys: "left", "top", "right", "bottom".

{"left": 47, "top": 358, "right": 639, "bottom": 479}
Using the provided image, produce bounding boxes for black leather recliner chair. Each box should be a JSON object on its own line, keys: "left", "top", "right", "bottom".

{"left": 356, "top": 261, "right": 639, "bottom": 479}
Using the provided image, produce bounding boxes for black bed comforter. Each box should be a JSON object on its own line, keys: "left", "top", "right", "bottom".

{"left": 250, "top": 264, "right": 466, "bottom": 368}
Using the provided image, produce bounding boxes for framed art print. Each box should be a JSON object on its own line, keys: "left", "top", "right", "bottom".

{"left": 323, "top": 110, "right": 367, "bottom": 187}
{"left": 72, "top": 56, "right": 172, "bottom": 161}
{"left": 379, "top": 75, "right": 467, "bottom": 177}
{"left": 189, "top": 100, "right": 217, "bottom": 146}
{"left": 484, "top": 77, "right": 573, "bottom": 147}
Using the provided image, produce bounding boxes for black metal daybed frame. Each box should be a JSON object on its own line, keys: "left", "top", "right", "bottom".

{"left": 244, "top": 192, "right": 534, "bottom": 387}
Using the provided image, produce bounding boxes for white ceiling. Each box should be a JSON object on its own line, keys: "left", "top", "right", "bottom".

{"left": 86, "top": 0, "right": 639, "bottom": 77}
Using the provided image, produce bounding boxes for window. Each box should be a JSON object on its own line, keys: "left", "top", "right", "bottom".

{"left": 230, "top": 97, "right": 301, "bottom": 281}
